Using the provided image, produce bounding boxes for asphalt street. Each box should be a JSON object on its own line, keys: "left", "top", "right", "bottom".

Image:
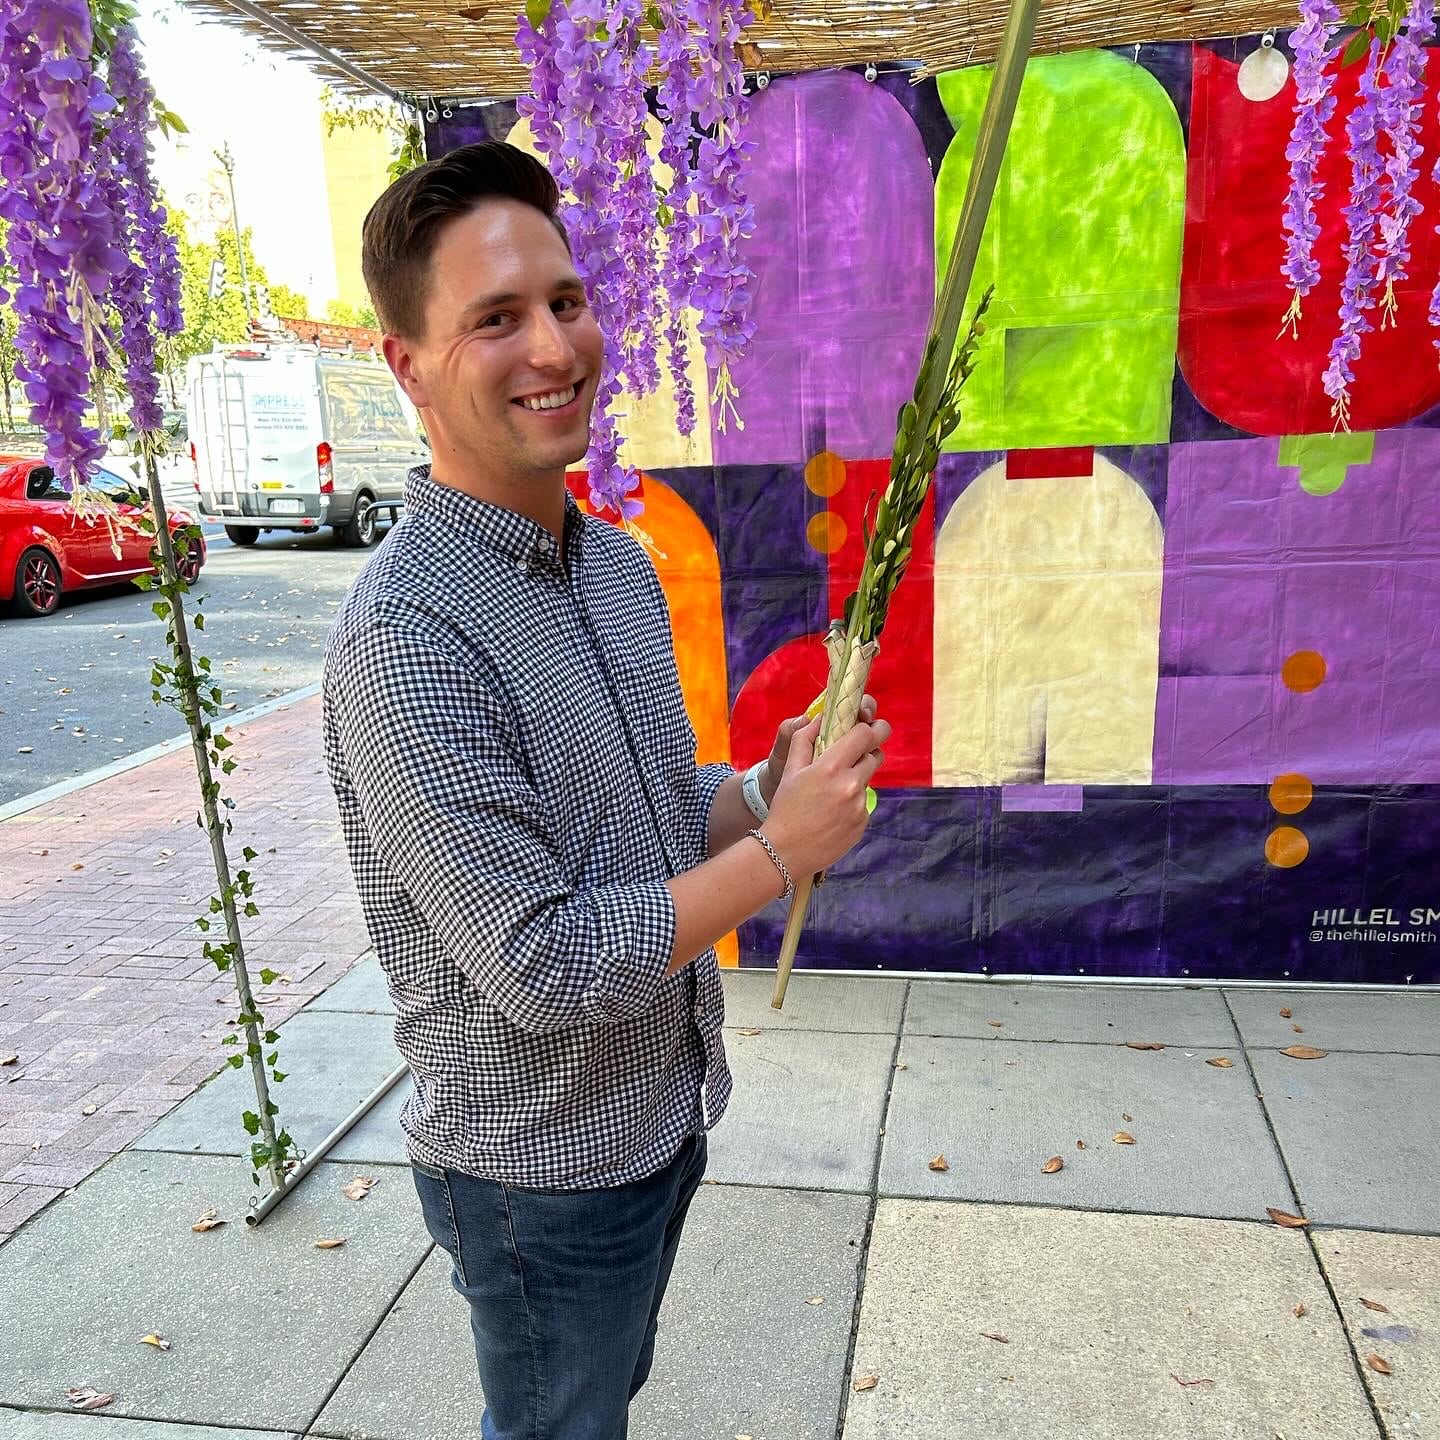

{"left": 0, "top": 521, "right": 385, "bottom": 807}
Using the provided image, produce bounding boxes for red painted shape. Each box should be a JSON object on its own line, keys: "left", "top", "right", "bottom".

{"left": 1006, "top": 447, "right": 1095, "bottom": 479}
{"left": 1180, "top": 44, "right": 1440, "bottom": 434}
{"left": 729, "top": 458, "right": 936, "bottom": 788}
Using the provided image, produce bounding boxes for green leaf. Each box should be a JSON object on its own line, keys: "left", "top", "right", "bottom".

{"left": 228, "top": 1054, "right": 245, "bottom": 1069}
{"left": 260, "top": 968, "right": 279, "bottom": 984}
{"left": 646, "top": 1, "right": 663, "bottom": 26}
{"left": 195, "top": 917, "right": 210, "bottom": 932}
{"left": 193, "top": 611, "right": 205, "bottom": 631}
{"left": 272, "top": 1070, "right": 287, "bottom": 1083}
{"left": 243, "top": 901, "right": 258, "bottom": 917}
{"left": 264, "top": 1030, "right": 280, "bottom": 1044}
{"left": 243, "top": 846, "right": 258, "bottom": 862}
{"left": 151, "top": 600, "right": 168, "bottom": 619}
{"left": 525, "top": 0, "right": 552, "bottom": 26}
{"left": 241, "top": 1110, "right": 261, "bottom": 1136}
{"left": 221, "top": 1034, "right": 239, "bottom": 1045}
{"left": 1341, "top": 27, "right": 1372, "bottom": 66}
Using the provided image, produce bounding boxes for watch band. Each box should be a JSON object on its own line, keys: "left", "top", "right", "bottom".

{"left": 741, "top": 759, "right": 771, "bottom": 822}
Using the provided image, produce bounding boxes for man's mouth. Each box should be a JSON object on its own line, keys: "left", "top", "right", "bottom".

{"left": 513, "top": 383, "right": 579, "bottom": 413}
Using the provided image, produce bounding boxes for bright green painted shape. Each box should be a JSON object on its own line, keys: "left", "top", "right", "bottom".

{"left": 935, "top": 51, "right": 1186, "bottom": 452}
{"left": 1276, "top": 431, "right": 1375, "bottom": 496}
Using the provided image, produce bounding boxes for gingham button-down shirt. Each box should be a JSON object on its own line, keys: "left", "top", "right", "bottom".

{"left": 322, "top": 466, "right": 734, "bottom": 1189}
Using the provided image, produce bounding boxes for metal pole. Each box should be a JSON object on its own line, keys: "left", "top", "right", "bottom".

{"left": 216, "top": 143, "right": 255, "bottom": 330}
{"left": 246, "top": 1061, "right": 410, "bottom": 1226}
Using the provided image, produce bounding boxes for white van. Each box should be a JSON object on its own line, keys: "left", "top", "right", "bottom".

{"left": 187, "top": 343, "right": 428, "bottom": 547}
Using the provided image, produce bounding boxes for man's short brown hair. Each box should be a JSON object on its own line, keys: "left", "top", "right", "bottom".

{"left": 361, "top": 141, "right": 569, "bottom": 339}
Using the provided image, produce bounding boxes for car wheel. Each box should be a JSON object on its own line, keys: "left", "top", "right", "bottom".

{"left": 343, "top": 493, "right": 379, "bottom": 547}
{"left": 224, "top": 525, "right": 260, "bottom": 546}
{"left": 11, "top": 546, "right": 62, "bottom": 617}
{"left": 174, "top": 534, "right": 204, "bottom": 585}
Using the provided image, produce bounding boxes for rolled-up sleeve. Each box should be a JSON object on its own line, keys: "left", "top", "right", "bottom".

{"left": 328, "top": 621, "right": 676, "bottom": 1034}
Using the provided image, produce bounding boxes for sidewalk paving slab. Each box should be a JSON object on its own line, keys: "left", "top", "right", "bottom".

{"left": 0, "top": 1151, "right": 424, "bottom": 1432}
{"left": 905, "top": 979, "right": 1240, "bottom": 1046}
{"left": 1317, "top": 1228, "right": 1440, "bottom": 1440}
{"left": 1250, "top": 1050, "right": 1440, "bottom": 1234}
{"left": 722, "top": 971, "right": 906, "bottom": 1035}
{"left": 842, "top": 1199, "right": 1382, "bottom": 1440}
{"left": 879, "top": 1036, "right": 1292, "bottom": 1220}
{"left": 704, "top": 1028, "right": 894, "bottom": 1192}
{"left": 312, "top": 1183, "right": 868, "bottom": 1440}
{"left": 0, "top": 1416, "right": 296, "bottom": 1440}
{"left": 1227, "top": 990, "right": 1440, "bottom": 1055}
{"left": 305, "top": 953, "right": 390, "bottom": 1015}
{"left": 132, "top": 1010, "right": 401, "bottom": 1158}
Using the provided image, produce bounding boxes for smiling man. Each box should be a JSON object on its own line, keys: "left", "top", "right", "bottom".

{"left": 321, "top": 142, "right": 888, "bottom": 1440}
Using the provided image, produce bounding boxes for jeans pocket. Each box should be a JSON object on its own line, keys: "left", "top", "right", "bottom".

{"left": 410, "top": 1157, "right": 445, "bottom": 1181}
{"left": 411, "top": 1164, "right": 466, "bottom": 1282}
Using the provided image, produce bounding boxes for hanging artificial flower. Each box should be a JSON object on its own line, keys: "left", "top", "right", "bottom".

{"left": 1279, "top": 0, "right": 1342, "bottom": 337}
{"left": 515, "top": 0, "right": 757, "bottom": 514}
{"left": 0, "top": 0, "right": 125, "bottom": 485}
{"left": 1322, "top": 35, "right": 1385, "bottom": 429}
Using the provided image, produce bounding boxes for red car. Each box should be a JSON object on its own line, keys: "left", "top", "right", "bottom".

{"left": 0, "top": 455, "right": 205, "bottom": 617}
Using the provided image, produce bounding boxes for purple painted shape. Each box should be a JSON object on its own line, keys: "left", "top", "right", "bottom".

{"left": 1002, "top": 785, "right": 1086, "bottom": 812}
{"left": 1155, "top": 432, "right": 1440, "bottom": 784}
{"left": 715, "top": 71, "right": 935, "bottom": 466}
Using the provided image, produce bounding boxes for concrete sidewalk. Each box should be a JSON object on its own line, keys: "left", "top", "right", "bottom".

{"left": 1, "top": 696, "right": 1438, "bottom": 1437}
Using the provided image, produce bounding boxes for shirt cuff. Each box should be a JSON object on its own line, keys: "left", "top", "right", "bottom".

{"left": 697, "top": 761, "right": 737, "bottom": 832}
{"left": 583, "top": 880, "right": 678, "bottom": 1023}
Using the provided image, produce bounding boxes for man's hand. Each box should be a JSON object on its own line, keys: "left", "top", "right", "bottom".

{"left": 760, "top": 693, "right": 878, "bottom": 806}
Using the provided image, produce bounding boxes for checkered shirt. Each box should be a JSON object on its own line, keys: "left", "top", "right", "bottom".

{"left": 323, "top": 466, "right": 734, "bottom": 1189}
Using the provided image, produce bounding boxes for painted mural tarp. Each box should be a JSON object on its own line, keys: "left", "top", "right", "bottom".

{"left": 433, "top": 38, "right": 1440, "bottom": 985}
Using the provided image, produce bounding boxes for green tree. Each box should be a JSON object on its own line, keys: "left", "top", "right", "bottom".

{"left": 269, "top": 283, "right": 309, "bottom": 321}
{"left": 321, "top": 87, "right": 425, "bottom": 183}
{"left": 324, "top": 298, "right": 379, "bottom": 329}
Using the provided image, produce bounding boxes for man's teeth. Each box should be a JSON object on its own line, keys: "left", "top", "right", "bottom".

{"left": 520, "top": 385, "right": 576, "bottom": 411}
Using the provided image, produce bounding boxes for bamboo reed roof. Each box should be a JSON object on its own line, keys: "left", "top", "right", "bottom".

{"left": 181, "top": 0, "right": 1300, "bottom": 103}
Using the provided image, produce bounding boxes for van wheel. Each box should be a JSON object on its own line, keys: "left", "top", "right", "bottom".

{"left": 343, "top": 493, "right": 379, "bottom": 547}
{"left": 224, "top": 526, "right": 260, "bottom": 546}
{"left": 11, "top": 546, "right": 62, "bottom": 617}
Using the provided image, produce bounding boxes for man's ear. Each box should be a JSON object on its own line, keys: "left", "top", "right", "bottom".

{"left": 384, "top": 332, "right": 431, "bottom": 410}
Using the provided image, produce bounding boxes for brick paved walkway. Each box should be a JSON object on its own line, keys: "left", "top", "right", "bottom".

{"left": 0, "top": 694, "right": 371, "bottom": 1241}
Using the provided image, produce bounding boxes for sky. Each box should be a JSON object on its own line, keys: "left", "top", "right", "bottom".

{"left": 135, "top": 0, "right": 340, "bottom": 308}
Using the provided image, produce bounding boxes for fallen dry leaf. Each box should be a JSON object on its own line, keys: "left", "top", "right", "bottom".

{"left": 1292, "top": 1024, "right": 1305, "bottom": 1033}
{"left": 1366, "top": 1354, "right": 1392, "bottom": 1376}
{"left": 928, "top": 1154, "right": 950, "bottom": 1173}
{"left": 314, "top": 1237, "right": 347, "bottom": 1250}
{"left": 81, "top": 1103, "right": 97, "bottom": 1115}
{"left": 1206, "top": 1057, "right": 1234, "bottom": 1068}
{"left": 1280, "top": 1007, "right": 1293, "bottom": 1018}
{"left": 853, "top": 1375, "right": 879, "bottom": 1392}
{"left": 138, "top": 1334, "right": 171, "bottom": 1351}
{"left": 16, "top": 746, "right": 32, "bottom": 754}
{"left": 805, "top": 1295, "right": 824, "bottom": 1306}
{"left": 986, "top": 1019, "right": 1003, "bottom": 1028}
{"left": 1113, "top": 1132, "right": 1136, "bottom": 1145}
{"left": 1266, "top": 1207, "right": 1310, "bottom": 1228}
{"left": 1280, "top": 1045, "right": 1328, "bottom": 1060}
{"left": 1360, "top": 1297, "right": 1391, "bottom": 1314}
{"left": 1170, "top": 1373, "right": 1215, "bottom": 1387}
{"left": 736, "top": 1027, "right": 761, "bottom": 1037}
{"left": 980, "top": 1332, "right": 1010, "bottom": 1343}
{"left": 66, "top": 1388, "right": 114, "bottom": 1411}
{"left": 0, "top": 1054, "right": 17, "bottom": 1066}
{"left": 70, "top": 862, "right": 83, "bottom": 871}
{"left": 1122, "top": 1112, "right": 1134, "bottom": 1122}
{"left": 1041, "top": 1155, "right": 1064, "bottom": 1174}
{"left": 1124, "top": 1041, "right": 1165, "bottom": 1051}
{"left": 191, "top": 1215, "right": 226, "bottom": 1232}
{"left": 894, "top": 1061, "right": 908, "bottom": 1070}
{"left": 1293, "top": 1303, "right": 1307, "bottom": 1317}
{"left": 1076, "top": 1139, "right": 1087, "bottom": 1150}
{"left": 342, "top": 1176, "right": 377, "bottom": 1201}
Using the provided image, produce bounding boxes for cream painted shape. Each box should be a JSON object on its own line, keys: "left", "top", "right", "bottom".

{"left": 933, "top": 455, "right": 1163, "bottom": 787}
{"left": 505, "top": 116, "right": 714, "bottom": 470}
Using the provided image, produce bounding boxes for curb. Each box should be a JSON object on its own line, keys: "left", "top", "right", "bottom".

{"left": 0, "top": 683, "right": 322, "bottom": 824}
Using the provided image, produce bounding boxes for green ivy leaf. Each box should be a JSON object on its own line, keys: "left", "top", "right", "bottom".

{"left": 228, "top": 1054, "right": 245, "bottom": 1070}
{"left": 243, "top": 901, "right": 258, "bottom": 917}
{"left": 1341, "top": 27, "right": 1372, "bottom": 66}
{"left": 241, "top": 1110, "right": 261, "bottom": 1136}
{"left": 193, "top": 611, "right": 205, "bottom": 631}
{"left": 260, "top": 968, "right": 279, "bottom": 984}
{"left": 243, "top": 846, "right": 258, "bottom": 862}
{"left": 525, "top": 0, "right": 552, "bottom": 27}
{"left": 272, "top": 1070, "right": 287, "bottom": 1083}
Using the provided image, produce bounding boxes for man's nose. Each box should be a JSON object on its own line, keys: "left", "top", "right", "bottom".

{"left": 527, "top": 308, "right": 575, "bottom": 371}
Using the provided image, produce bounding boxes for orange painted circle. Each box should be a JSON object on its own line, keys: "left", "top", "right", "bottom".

{"left": 804, "top": 451, "right": 847, "bottom": 498}
{"left": 806, "top": 511, "right": 848, "bottom": 554}
{"left": 1282, "top": 650, "right": 1327, "bottom": 692}
{"left": 1265, "top": 826, "right": 1310, "bottom": 868}
{"left": 1269, "top": 773, "right": 1314, "bottom": 815}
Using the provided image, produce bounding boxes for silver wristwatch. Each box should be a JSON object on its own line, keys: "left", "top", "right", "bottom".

{"left": 741, "top": 759, "right": 771, "bottom": 822}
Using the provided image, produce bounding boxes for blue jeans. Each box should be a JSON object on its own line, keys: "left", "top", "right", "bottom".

{"left": 411, "top": 1132, "right": 708, "bottom": 1440}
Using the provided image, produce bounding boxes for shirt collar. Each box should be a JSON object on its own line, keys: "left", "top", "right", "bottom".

{"left": 404, "top": 464, "right": 587, "bottom": 574}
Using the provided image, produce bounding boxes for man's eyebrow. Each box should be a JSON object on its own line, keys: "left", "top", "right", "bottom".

{"left": 457, "top": 278, "right": 587, "bottom": 327}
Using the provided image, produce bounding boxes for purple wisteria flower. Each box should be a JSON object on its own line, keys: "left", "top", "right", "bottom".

{"left": 1322, "top": 35, "right": 1385, "bottom": 430}
{"left": 0, "top": 0, "right": 124, "bottom": 484}
{"left": 1373, "top": 0, "right": 1435, "bottom": 325}
{"left": 1280, "top": 0, "right": 1342, "bottom": 337}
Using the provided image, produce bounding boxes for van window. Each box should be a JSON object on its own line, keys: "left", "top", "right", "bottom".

{"left": 322, "top": 371, "right": 414, "bottom": 446}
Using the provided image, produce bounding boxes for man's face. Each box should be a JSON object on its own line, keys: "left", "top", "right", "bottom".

{"left": 386, "top": 199, "right": 603, "bottom": 485}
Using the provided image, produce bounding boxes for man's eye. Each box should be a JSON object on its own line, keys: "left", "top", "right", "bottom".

{"left": 479, "top": 314, "right": 510, "bottom": 329}
{"left": 554, "top": 297, "right": 583, "bottom": 314}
